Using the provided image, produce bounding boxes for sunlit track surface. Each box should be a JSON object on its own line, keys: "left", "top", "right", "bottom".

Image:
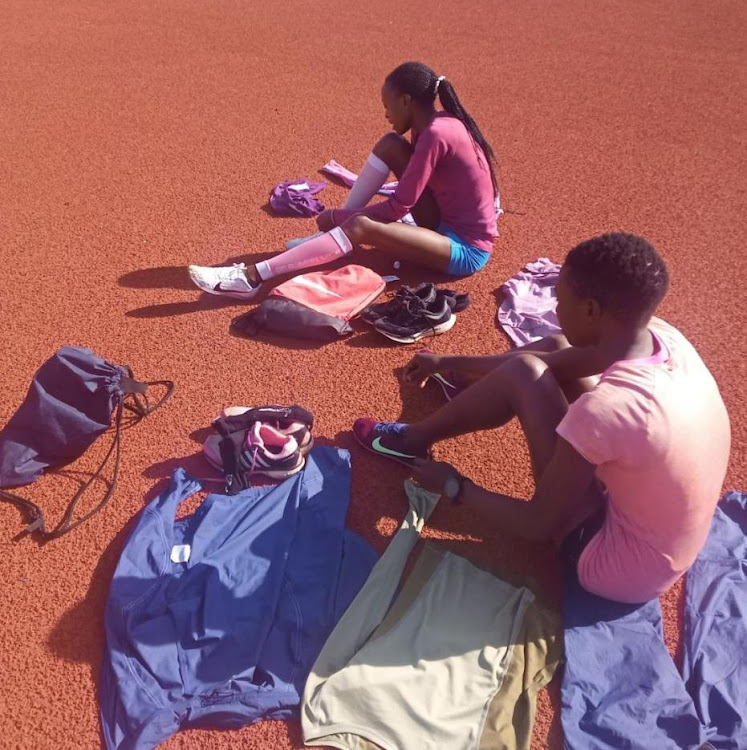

{"left": 0, "top": 1, "right": 744, "bottom": 747}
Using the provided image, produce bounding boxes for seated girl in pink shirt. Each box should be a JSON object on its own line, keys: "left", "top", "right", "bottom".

{"left": 353, "top": 233, "right": 731, "bottom": 604}
{"left": 188, "top": 62, "right": 499, "bottom": 301}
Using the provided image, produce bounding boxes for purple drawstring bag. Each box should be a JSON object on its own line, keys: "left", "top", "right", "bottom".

{"left": 0, "top": 346, "right": 174, "bottom": 540}
{"left": 269, "top": 179, "right": 327, "bottom": 217}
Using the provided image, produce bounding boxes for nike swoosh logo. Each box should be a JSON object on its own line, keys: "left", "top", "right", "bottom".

{"left": 371, "top": 436, "right": 415, "bottom": 459}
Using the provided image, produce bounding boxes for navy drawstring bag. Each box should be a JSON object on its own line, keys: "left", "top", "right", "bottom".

{"left": 0, "top": 346, "right": 174, "bottom": 540}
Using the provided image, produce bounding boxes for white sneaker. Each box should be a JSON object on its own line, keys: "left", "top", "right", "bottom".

{"left": 187, "top": 263, "right": 260, "bottom": 300}
{"left": 285, "top": 231, "right": 323, "bottom": 251}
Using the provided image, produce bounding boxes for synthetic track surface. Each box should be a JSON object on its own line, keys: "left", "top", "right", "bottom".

{"left": 1, "top": 1, "right": 745, "bottom": 747}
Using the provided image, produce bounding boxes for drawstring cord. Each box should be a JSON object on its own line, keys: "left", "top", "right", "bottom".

{"left": 1, "top": 375, "right": 175, "bottom": 541}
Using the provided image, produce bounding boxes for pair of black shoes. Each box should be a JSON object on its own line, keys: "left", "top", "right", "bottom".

{"left": 362, "top": 283, "right": 470, "bottom": 343}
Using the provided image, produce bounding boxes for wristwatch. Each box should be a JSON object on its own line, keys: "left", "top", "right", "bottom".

{"left": 443, "top": 473, "right": 467, "bottom": 504}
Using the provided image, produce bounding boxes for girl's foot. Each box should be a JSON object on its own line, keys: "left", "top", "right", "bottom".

{"left": 188, "top": 262, "right": 261, "bottom": 300}
{"left": 352, "top": 419, "right": 430, "bottom": 467}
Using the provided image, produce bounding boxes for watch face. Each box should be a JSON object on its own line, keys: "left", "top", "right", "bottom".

{"left": 444, "top": 476, "right": 460, "bottom": 499}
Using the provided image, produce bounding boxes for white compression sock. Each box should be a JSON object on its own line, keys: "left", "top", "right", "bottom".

{"left": 343, "top": 152, "right": 390, "bottom": 209}
{"left": 283, "top": 153, "right": 387, "bottom": 252}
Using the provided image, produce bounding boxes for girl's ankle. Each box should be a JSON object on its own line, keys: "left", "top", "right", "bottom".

{"left": 245, "top": 266, "right": 260, "bottom": 285}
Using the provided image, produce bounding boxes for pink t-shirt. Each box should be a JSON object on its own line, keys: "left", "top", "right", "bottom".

{"left": 333, "top": 113, "right": 497, "bottom": 251}
{"left": 557, "top": 318, "right": 731, "bottom": 603}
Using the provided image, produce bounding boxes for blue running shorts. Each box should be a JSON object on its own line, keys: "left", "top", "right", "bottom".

{"left": 439, "top": 224, "right": 491, "bottom": 276}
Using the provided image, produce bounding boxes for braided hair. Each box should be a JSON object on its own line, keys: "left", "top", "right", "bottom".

{"left": 385, "top": 61, "right": 498, "bottom": 195}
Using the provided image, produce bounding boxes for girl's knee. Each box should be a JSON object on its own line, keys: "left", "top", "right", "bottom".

{"left": 501, "top": 355, "right": 565, "bottom": 413}
{"left": 372, "top": 132, "right": 412, "bottom": 164}
{"left": 542, "top": 333, "right": 570, "bottom": 351}
{"left": 499, "top": 353, "right": 550, "bottom": 384}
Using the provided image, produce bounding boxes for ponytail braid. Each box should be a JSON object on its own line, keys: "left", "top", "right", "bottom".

{"left": 437, "top": 79, "right": 498, "bottom": 195}
{"left": 385, "top": 61, "right": 499, "bottom": 196}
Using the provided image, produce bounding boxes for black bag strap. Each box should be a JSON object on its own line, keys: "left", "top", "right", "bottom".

{"left": 120, "top": 369, "right": 175, "bottom": 417}
{"left": 119, "top": 375, "right": 148, "bottom": 395}
{"left": 0, "top": 376, "right": 175, "bottom": 541}
{"left": 0, "top": 489, "right": 49, "bottom": 537}
{"left": 0, "top": 400, "right": 124, "bottom": 540}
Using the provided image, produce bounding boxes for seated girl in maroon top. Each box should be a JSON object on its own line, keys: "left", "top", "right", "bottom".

{"left": 187, "top": 62, "right": 500, "bottom": 302}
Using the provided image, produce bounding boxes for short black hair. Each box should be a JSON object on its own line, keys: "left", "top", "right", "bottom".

{"left": 564, "top": 233, "right": 669, "bottom": 324}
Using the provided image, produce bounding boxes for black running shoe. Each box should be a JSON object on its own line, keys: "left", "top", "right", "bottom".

{"left": 442, "top": 290, "right": 470, "bottom": 313}
{"left": 362, "top": 284, "right": 470, "bottom": 326}
{"left": 361, "top": 283, "right": 438, "bottom": 325}
{"left": 208, "top": 405, "right": 315, "bottom": 493}
{"left": 374, "top": 294, "right": 456, "bottom": 343}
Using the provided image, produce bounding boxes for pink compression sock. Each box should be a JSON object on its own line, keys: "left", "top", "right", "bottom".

{"left": 255, "top": 226, "right": 354, "bottom": 281}
{"left": 343, "top": 152, "right": 390, "bottom": 209}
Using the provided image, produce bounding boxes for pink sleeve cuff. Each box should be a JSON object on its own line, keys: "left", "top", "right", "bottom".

{"left": 330, "top": 207, "right": 357, "bottom": 225}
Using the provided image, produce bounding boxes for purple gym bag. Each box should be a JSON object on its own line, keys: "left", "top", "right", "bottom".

{"left": 0, "top": 346, "right": 174, "bottom": 540}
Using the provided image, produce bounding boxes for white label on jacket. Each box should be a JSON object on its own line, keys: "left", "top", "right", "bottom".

{"left": 170, "top": 544, "right": 191, "bottom": 563}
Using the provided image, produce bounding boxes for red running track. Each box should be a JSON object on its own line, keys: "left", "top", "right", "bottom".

{"left": 0, "top": 0, "right": 745, "bottom": 747}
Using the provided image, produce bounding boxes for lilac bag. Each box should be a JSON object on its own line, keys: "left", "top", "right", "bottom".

{"left": 0, "top": 346, "right": 174, "bottom": 540}
{"left": 269, "top": 179, "right": 327, "bottom": 217}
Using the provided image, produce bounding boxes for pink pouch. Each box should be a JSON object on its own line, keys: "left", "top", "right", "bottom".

{"left": 232, "top": 265, "right": 385, "bottom": 341}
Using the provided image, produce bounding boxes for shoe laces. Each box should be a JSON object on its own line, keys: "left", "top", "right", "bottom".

{"left": 387, "top": 293, "right": 429, "bottom": 324}
{"left": 227, "top": 263, "right": 248, "bottom": 279}
{"left": 431, "top": 372, "right": 456, "bottom": 389}
{"left": 371, "top": 286, "right": 415, "bottom": 314}
{"left": 375, "top": 422, "right": 407, "bottom": 435}
{"left": 248, "top": 446, "right": 259, "bottom": 476}
{"left": 386, "top": 295, "right": 447, "bottom": 339}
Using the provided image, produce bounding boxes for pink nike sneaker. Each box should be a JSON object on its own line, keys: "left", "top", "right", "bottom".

{"left": 352, "top": 418, "right": 429, "bottom": 468}
{"left": 204, "top": 422, "right": 305, "bottom": 481}
{"left": 218, "top": 405, "right": 314, "bottom": 454}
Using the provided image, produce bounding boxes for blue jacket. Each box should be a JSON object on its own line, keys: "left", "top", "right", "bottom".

{"left": 100, "top": 447, "right": 376, "bottom": 749}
